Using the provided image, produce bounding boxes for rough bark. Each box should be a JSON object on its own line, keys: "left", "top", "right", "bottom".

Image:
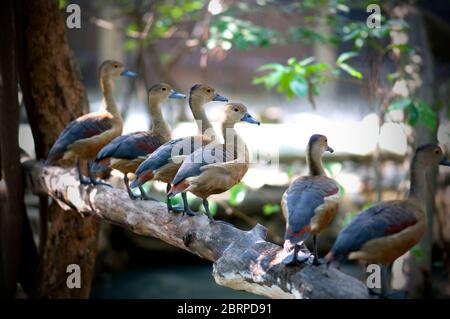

{"left": 20, "top": 0, "right": 99, "bottom": 298}
{"left": 0, "top": 0, "right": 37, "bottom": 298}
{"left": 21, "top": 156, "right": 370, "bottom": 299}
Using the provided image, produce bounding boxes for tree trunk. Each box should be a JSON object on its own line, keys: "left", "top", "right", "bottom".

{"left": 20, "top": 0, "right": 99, "bottom": 298}
{"left": 0, "top": 0, "right": 38, "bottom": 298}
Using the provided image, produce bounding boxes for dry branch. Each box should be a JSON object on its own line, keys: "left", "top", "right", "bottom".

{"left": 21, "top": 155, "right": 369, "bottom": 299}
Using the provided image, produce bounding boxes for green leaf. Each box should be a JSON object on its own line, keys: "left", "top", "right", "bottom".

{"left": 298, "top": 56, "right": 316, "bottom": 67}
{"left": 336, "top": 51, "right": 358, "bottom": 64}
{"left": 124, "top": 39, "right": 138, "bottom": 51}
{"left": 417, "top": 101, "right": 437, "bottom": 130}
{"left": 228, "top": 184, "right": 247, "bottom": 206}
{"left": 387, "top": 98, "right": 412, "bottom": 112}
{"left": 289, "top": 76, "right": 308, "bottom": 97}
{"left": 257, "top": 63, "right": 286, "bottom": 72}
{"left": 407, "top": 104, "right": 419, "bottom": 126}
{"left": 337, "top": 63, "right": 363, "bottom": 79}
{"left": 58, "top": 0, "right": 67, "bottom": 9}
{"left": 262, "top": 203, "right": 280, "bottom": 216}
{"left": 410, "top": 245, "right": 423, "bottom": 261}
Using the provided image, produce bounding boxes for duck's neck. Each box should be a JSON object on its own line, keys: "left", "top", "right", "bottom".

{"left": 148, "top": 97, "right": 171, "bottom": 141}
{"left": 189, "top": 95, "right": 213, "bottom": 135}
{"left": 307, "top": 146, "right": 326, "bottom": 176}
{"left": 408, "top": 157, "right": 427, "bottom": 204}
{"left": 100, "top": 76, "right": 122, "bottom": 121}
{"left": 221, "top": 121, "right": 248, "bottom": 161}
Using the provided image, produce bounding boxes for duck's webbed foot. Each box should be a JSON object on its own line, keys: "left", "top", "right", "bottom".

{"left": 167, "top": 202, "right": 185, "bottom": 213}
{"left": 181, "top": 193, "right": 196, "bottom": 216}
{"left": 368, "top": 288, "right": 406, "bottom": 299}
{"left": 166, "top": 184, "right": 185, "bottom": 213}
{"left": 78, "top": 160, "right": 92, "bottom": 185}
{"left": 87, "top": 160, "right": 112, "bottom": 187}
{"left": 282, "top": 242, "right": 311, "bottom": 266}
{"left": 124, "top": 175, "right": 140, "bottom": 200}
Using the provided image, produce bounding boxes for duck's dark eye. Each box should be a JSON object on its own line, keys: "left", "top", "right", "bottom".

{"left": 114, "top": 64, "right": 119, "bottom": 68}
{"left": 207, "top": 89, "right": 211, "bottom": 93}
{"left": 234, "top": 108, "right": 239, "bottom": 112}
{"left": 325, "top": 138, "right": 328, "bottom": 142}
{"left": 435, "top": 149, "right": 440, "bottom": 155}
{"left": 162, "top": 87, "right": 167, "bottom": 91}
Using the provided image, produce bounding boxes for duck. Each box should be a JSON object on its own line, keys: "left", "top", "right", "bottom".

{"left": 326, "top": 144, "right": 450, "bottom": 297}
{"left": 168, "top": 103, "right": 260, "bottom": 218}
{"left": 281, "top": 134, "right": 339, "bottom": 266}
{"left": 130, "top": 84, "right": 228, "bottom": 213}
{"left": 94, "top": 83, "right": 186, "bottom": 199}
{"left": 45, "top": 60, "right": 136, "bottom": 186}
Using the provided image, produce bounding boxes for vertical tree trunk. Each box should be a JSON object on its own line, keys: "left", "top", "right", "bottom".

{"left": 391, "top": 6, "right": 437, "bottom": 298}
{"left": 0, "top": 0, "right": 38, "bottom": 298}
{"left": 19, "top": 0, "right": 100, "bottom": 298}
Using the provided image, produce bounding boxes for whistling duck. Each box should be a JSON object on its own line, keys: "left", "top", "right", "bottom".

{"left": 94, "top": 83, "right": 186, "bottom": 199}
{"left": 326, "top": 144, "right": 450, "bottom": 297}
{"left": 45, "top": 60, "right": 136, "bottom": 186}
{"left": 130, "top": 84, "right": 228, "bottom": 213}
{"left": 281, "top": 134, "right": 339, "bottom": 266}
{"left": 168, "top": 103, "right": 260, "bottom": 219}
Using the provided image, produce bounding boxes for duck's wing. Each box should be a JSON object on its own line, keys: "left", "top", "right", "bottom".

{"left": 96, "top": 131, "right": 164, "bottom": 161}
{"left": 199, "top": 159, "right": 244, "bottom": 175}
{"left": 171, "top": 143, "right": 234, "bottom": 186}
{"left": 330, "top": 201, "right": 419, "bottom": 260}
{"left": 134, "top": 137, "right": 185, "bottom": 176}
{"left": 284, "top": 176, "right": 339, "bottom": 242}
{"left": 46, "top": 114, "right": 113, "bottom": 164}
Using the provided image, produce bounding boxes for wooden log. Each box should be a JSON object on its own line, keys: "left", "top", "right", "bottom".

{"left": 21, "top": 155, "right": 369, "bottom": 299}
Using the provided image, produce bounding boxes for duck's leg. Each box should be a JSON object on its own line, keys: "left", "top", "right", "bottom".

{"left": 166, "top": 183, "right": 184, "bottom": 213}
{"left": 202, "top": 199, "right": 214, "bottom": 220}
{"left": 312, "top": 235, "right": 324, "bottom": 265}
{"left": 379, "top": 265, "right": 406, "bottom": 299}
{"left": 138, "top": 185, "right": 158, "bottom": 201}
{"left": 182, "top": 192, "right": 196, "bottom": 216}
{"left": 88, "top": 160, "right": 112, "bottom": 187}
{"left": 124, "top": 175, "right": 140, "bottom": 200}
{"left": 380, "top": 265, "right": 389, "bottom": 298}
{"left": 77, "top": 160, "right": 91, "bottom": 185}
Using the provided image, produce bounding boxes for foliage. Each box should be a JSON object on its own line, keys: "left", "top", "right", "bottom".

{"left": 253, "top": 57, "right": 329, "bottom": 101}
{"left": 262, "top": 203, "right": 280, "bottom": 216}
{"left": 228, "top": 184, "right": 247, "bottom": 206}
{"left": 207, "top": 16, "right": 282, "bottom": 51}
{"left": 387, "top": 98, "right": 438, "bottom": 130}
{"left": 253, "top": 53, "right": 362, "bottom": 104}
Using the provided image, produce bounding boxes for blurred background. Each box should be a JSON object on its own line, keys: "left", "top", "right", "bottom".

{"left": 20, "top": 0, "right": 450, "bottom": 298}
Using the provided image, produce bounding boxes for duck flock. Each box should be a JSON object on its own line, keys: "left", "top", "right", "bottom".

{"left": 45, "top": 60, "right": 450, "bottom": 297}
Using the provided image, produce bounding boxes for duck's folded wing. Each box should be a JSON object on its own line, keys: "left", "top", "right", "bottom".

{"left": 285, "top": 176, "right": 339, "bottom": 235}
{"left": 46, "top": 115, "right": 113, "bottom": 164}
{"left": 96, "top": 132, "right": 164, "bottom": 161}
{"left": 199, "top": 159, "right": 243, "bottom": 175}
{"left": 331, "top": 201, "right": 419, "bottom": 258}
{"left": 134, "top": 137, "right": 184, "bottom": 175}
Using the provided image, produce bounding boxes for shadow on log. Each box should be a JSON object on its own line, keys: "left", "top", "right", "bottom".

{"left": 21, "top": 154, "right": 369, "bottom": 299}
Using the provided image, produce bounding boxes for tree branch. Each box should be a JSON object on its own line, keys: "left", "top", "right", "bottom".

{"left": 21, "top": 155, "right": 369, "bottom": 299}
